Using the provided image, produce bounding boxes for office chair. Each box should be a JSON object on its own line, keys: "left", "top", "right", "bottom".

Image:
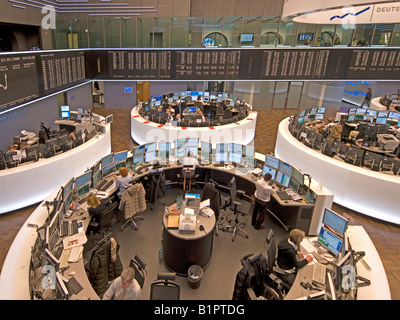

{"left": 129, "top": 254, "right": 147, "bottom": 289}
{"left": 150, "top": 273, "right": 180, "bottom": 300}
{"left": 381, "top": 157, "right": 395, "bottom": 174}
{"left": 119, "top": 183, "right": 146, "bottom": 231}
{"left": 89, "top": 200, "right": 118, "bottom": 236}
{"left": 349, "top": 130, "right": 360, "bottom": 143}
{"left": 265, "top": 229, "right": 291, "bottom": 295}
{"left": 362, "top": 152, "right": 382, "bottom": 171}
{"left": 220, "top": 177, "right": 250, "bottom": 241}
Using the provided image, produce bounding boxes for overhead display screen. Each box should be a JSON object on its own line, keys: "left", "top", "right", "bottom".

{"left": 0, "top": 54, "right": 39, "bottom": 112}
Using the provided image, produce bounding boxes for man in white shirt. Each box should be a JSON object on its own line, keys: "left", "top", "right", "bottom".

{"left": 183, "top": 151, "right": 199, "bottom": 167}
{"left": 251, "top": 173, "right": 275, "bottom": 230}
{"left": 103, "top": 268, "right": 141, "bottom": 300}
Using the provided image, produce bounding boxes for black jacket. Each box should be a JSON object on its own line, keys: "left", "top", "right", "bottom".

{"left": 277, "top": 238, "right": 308, "bottom": 271}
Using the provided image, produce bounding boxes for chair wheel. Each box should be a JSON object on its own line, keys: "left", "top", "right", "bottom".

{"left": 232, "top": 238, "right": 235, "bottom": 241}
{"left": 141, "top": 217, "right": 144, "bottom": 220}
{"left": 246, "top": 235, "right": 249, "bottom": 238}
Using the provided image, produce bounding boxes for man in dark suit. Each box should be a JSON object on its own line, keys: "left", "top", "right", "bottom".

{"left": 277, "top": 229, "right": 313, "bottom": 287}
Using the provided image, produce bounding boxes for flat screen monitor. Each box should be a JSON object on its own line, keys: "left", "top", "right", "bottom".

{"left": 188, "top": 107, "right": 197, "bottom": 113}
{"left": 215, "top": 152, "right": 228, "bottom": 163}
{"left": 240, "top": 33, "right": 254, "bottom": 43}
{"left": 75, "top": 170, "right": 92, "bottom": 189}
{"left": 201, "top": 141, "right": 211, "bottom": 153}
{"left": 365, "top": 109, "right": 377, "bottom": 117}
{"left": 77, "top": 107, "right": 84, "bottom": 114}
{"left": 158, "top": 142, "right": 170, "bottom": 151}
{"left": 210, "top": 94, "right": 216, "bottom": 100}
{"left": 175, "top": 138, "right": 187, "bottom": 149}
{"left": 310, "top": 107, "right": 318, "bottom": 115}
{"left": 376, "top": 117, "right": 387, "bottom": 125}
{"left": 262, "top": 165, "right": 277, "bottom": 180}
{"left": 230, "top": 100, "right": 235, "bottom": 107}
{"left": 364, "top": 115, "right": 374, "bottom": 123}
{"left": 201, "top": 150, "right": 210, "bottom": 164}
{"left": 186, "top": 146, "right": 198, "bottom": 157}
{"left": 291, "top": 167, "right": 304, "bottom": 185}
{"left": 175, "top": 147, "right": 186, "bottom": 158}
{"left": 168, "top": 97, "right": 173, "bottom": 103}
{"left": 60, "top": 105, "right": 69, "bottom": 112}
{"left": 275, "top": 171, "right": 290, "bottom": 188}
{"left": 204, "top": 91, "right": 210, "bottom": 97}
{"left": 102, "top": 163, "right": 114, "bottom": 177}
{"left": 105, "top": 114, "right": 113, "bottom": 124}
{"left": 92, "top": 170, "right": 101, "bottom": 189}
{"left": 388, "top": 111, "right": 400, "bottom": 120}
{"left": 317, "top": 226, "right": 343, "bottom": 256}
{"left": 114, "top": 150, "right": 128, "bottom": 164}
{"left": 278, "top": 161, "right": 293, "bottom": 176}
{"left": 244, "top": 145, "right": 255, "bottom": 158}
{"left": 216, "top": 143, "right": 229, "bottom": 152}
{"left": 355, "top": 108, "right": 366, "bottom": 115}
{"left": 145, "top": 151, "right": 157, "bottom": 163}
{"left": 288, "top": 178, "right": 300, "bottom": 193}
{"left": 133, "top": 145, "right": 145, "bottom": 157}
{"left": 317, "top": 107, "right": 326, "bottom": 114}
{"left": 61, "top": 111, "right": 70, "bottom": 118}
{"left": 299, "top": 110, "right": 306, "bottom": 117}
{"left": 348, "top": 108, "right": 357, "bottom": 115}
{"left": 62, "top": 177, "right": 74, "bottom": 201}
{"left": 229, "top": 152, "right": 242, "bottom": 164}
{"left": 315, "top": 114, "right": 324, "bottom": 120}
{"left": 187, "top": 138, "right": 199, "bottom": 147}
{"left": 298, "top": 116, "right": 305, "bottom": 124}
{"left": 101, "top": 153, "right": 114, "bottom": 168}
{"left": 347, "top": 114, "right": 355, "bottom": 122}
{"left": 322, "top": 207, "right": 349, "bottom": 237}
{"left": 265, "top": 155, "right": 279, "bottom": 169}
{"left": 133, "top": 154, "right": 144, "bottom": 168}
{"left": 377, "top": 110, "right": 388, "bottom": 118}
{"left": 145, "top": 142, "right": 157, "bottom": 153}
{"left": 92, "top": 160, "right": 101, "bottom": 176}
{"left": 155, "top": 95, "right": 162, "bottom": 101}
{"left": 192, "top": 91, "right": 198, "bottom": 96}
{"left": 354, "top": 114, "right": 364, "bottom": 121}
{"left": 230, "top": 143, "right": 242, "bottom": 154}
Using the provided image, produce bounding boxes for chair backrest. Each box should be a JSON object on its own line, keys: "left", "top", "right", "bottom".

{"left": 150, "top": 273, "right": 180, "bottom": 300}
{"left": 228, "top": 177, "right": 237, "bottom": 209}
{"left": 129, "top": 254, "right": 147, "bottom": 288}
{"left": 265, "top": 229, "right": 276, "bottom": 272}
{"left": 99, "top": 201, "right": 117, "bottom": 228}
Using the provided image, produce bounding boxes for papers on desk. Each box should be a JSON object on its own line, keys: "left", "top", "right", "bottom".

{"left": 68, "top": 246, "right": 84, "bottom": 263}
{"left": 302, "top": 238, "right": 317, "bottom": 253}
{"left": 62, "top": 231, "right": 87, "bottom": 249}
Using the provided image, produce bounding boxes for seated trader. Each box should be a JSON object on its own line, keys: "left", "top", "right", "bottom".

{"left": 103, "top": 267, "right": 141, "bottom": 300}
{"left": 114, "top": 167, "right": 134, "bottom": 198}
{"left": 86, "top": 194, "right": 111, "bottom": 223}
{"left": 276, "top": 229, "right": 313, "bottom": 288}
{"left": 251, "top": 173, "right": 275, "bottom": 230}
{"left": 183, "top": 151, "right": 199, "bottom": 167}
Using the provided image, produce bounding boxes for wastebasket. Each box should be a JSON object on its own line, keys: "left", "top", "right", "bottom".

{"left": 187, "top": 265, "right": 203, "bottom": 289}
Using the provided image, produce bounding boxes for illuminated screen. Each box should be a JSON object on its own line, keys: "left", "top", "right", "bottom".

{"left": 291, "top": 167, "right": 304, "bottom": 185}
{"left": 158, "top": 142, "right": 170, "bottom": 151}
{"left": 322, "top": 208, "right": 348, "bottom": 237}
{"left": 175, "top": 138, "right": 186, "bottom": 148}
{"left": 376, "top": 117, "right": 386, "bottom": 125}
{"left": 215, "top": 152, "right": 228, "bottom": 163}
{"left": 348, "top": 108, "right": 356, "bottom": 115}
{"left": 102, "top": 163, "right": 114, "bottom": 177}
{"left": 317, "top": 107, "right": 326, "bottom": 113}
{"left": 175, "top": 147, "right": 186, "bottom": 158}
{"left": 244, "top": 146, "right": 255, "bottom": 158}
{"left": 265, "top": 155, "right": 279, "bottom": 169}
{"left": 318, "top": 227, "right": 343, "bottom": 256}
{"left": 347, "top": 114, "right": 355, "bottom": 121}
{"left": 61, "top": 111, "right": 70, "bottom": 118}
{"left": 288, "top": 178, "right": 300, "bottom": 193}
{"left": 101, "top": 153, "right": 114, "bottom": 167}
{"left": 75, "top": 171, "right": 91, "bottom": 189}
{"left": 133, "top": 145, "right": 145, "bottom": 157}
{"left": 201, "top": 141, "right": 211, "bottom": 153}
{"left": 133, "top": 154, "right": 144, "bottom": 167}
{"left": 377, "top": 110, "right": 388, "bottom": 118}
{"left": 356, "top": 108, "right": 366, "bottom": 115}
{"left": 187, "top": 138, "right": 199, "bottom": 147}
{"left": 279, "top": 161, "right": 293, "bottom": 176}
{"left": 114, "top": 151, "right": 127, "bottom": 163}
{"left": 187, "top": 146, "right": 198, "bottom": 157}
{"left": 366, "top": 109, "right": 377, "bottom": 117}
{"left": 229, "top": 152, "right": 242, "bottom": 163}
{"left": 275, "top": 171, "right": 290, "bottom": 188}
{"left": 262, "top": 165, "right": 277, "bottom": 180}
{"left": 145, "top": 151, "right": 157, "bottom": 162}
{"left": 92, "top": 171, "right": 101, "bottom": 189}
{"left": 389, "top": 111, "right": 400, "bottom": 120}
{"left": 60, "top": 105, "right": 69, "bottom": 112}
{"left": 230, "top": 143, "right": 242, "bottom": 153}
{"left": 92, "top": 160, "right": 101, "bottom": 175}
{"left": 62, "top": 178, "right": 74, "bottom": 200}
{"left": 145, "top": 142, "right": 157, "bottom": 152}
{"left": 216, "top": 143, "right": 229, "bottom": 152}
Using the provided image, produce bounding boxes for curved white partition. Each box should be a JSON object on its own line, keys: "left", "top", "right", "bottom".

{"left": 0, "top": 121, "right": 111, "bottom": 214}
{"left": 275, "top": 118, "right": 400, "bottom": 225}
{"left": 131, "top": 107, "right": 258, "bottom": 145}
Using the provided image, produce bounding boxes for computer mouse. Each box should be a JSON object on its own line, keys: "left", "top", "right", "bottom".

{"left": 284, "top": 200, "right": 289, "bottom": 203}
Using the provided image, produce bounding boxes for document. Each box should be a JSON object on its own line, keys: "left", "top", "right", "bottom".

{"left": 63, "top": 231, "right": 87, "bottom": 249}
{"left": 68, "top": 246, "right": 84, "bottom": 263}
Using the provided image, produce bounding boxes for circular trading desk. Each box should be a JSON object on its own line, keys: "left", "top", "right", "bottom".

{"left": 275, "top": 117, "right": 400, "bottom": 225}
{"left": 0, "top": 116, "right": 111, "bottom": 214}
{"left": 162, "top": 212, "right": 216, "bottom": 276}
{"left": 131, "top": 106, "right": 258, "bottom": 145}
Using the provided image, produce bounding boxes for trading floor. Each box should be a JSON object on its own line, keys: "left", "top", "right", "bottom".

{"left": 1, "top": 108, "right": 400, "bottom": 299}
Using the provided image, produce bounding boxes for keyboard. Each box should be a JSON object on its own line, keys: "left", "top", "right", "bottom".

{"left": 98, "top": 179, "right": 114, "bottom": 191}
{"left": 276, "top": 190, "right": 291, "bottom": 201}
{"left": 66, "top": 276, "right": 84, "bottom": 295}
{"left": 60, "top": 220, "right": 79, "bottom": 237}
{"left": 312, "top": 262, "right": 326, "bottom": 285}
{"left": 59, "top": 249, "right": 71, "bottom": 269}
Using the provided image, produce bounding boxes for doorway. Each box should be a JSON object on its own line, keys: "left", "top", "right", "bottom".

{"left": 137, "top": 81, "right": 151, "bottom": 103}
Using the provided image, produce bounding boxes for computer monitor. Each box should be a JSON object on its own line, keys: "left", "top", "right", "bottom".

{"left": 377, "top": 110, "right": 389, "bottom": 118}
{"left": 133, "top": 145, "right": 145, "bottom": 157}
{"left": 75, "top": 170, "right": 92, "bottom": 198}
{"left": 288, "top": 178, "right": 300, "bottom": 193}
{"left": 133, "top": 154, "right": 144, "bottom": 168}
{"left": 389, "top": 111, "right": 400, "bottom": 120}
{"left": 375, "top": 117, "right": 386, "bottom": 125}
{"left": 275, "top": 171, "right": 290, "bottom": 188}
{"left": 201, "top": 141, "right": 211, "bottom": 154}
{"left": 265, "top": 155, "right": 280, "bottom": 169}
{"left": 101, "top": 153, "right": 114, "bottom": 168}
{"left": 347, "top": 114, "right": 355, "bottom": 122}
{"left": 186, "top": 146, "right": 198, "bottom": 157}
{"left": 187, "top": 138, "right": 199, "bottom": 147}
{"left": 229, "top": 151, "right": 242, "bottom": 164}
{"left": 310, "top": 107, "right": 318, "bottom": 115}
{"left": 62, "top": 177, "right": 74, "bottom": 203}
{"left": 92, "top": 160, "right": 101, "bottom": 176}
{"left": 145, "top": 142, "right": 157, "bottom": 153}
{"left": 348, "top": 108, "right": 356, "bottom": 115}
{"left": 145, "top": 151, "right": 157, "bottom": 163}
{"left": 262, "top": 165, "right": 277, "bottom": 180}
{"left": 365, "top": 109, "right": 377, "bottom": 117}
{"left": 215, "top": 152, "right": 228, "bottom": 163}
{"left": 61, "top": 111, "right": 70, "bottom": 118}
{"left": 230, "top": 143, "right": 242, "bottom": 154}
{"left": 92, "top": 170, "right": 102, "bottom": 189}
{"left": 291, "top": 167, "right": 304, "bottom": 185}
{"left": 216, "top": 143, "right": 229, "bottom": 152}
{"left": 105, "top": 114, "right": 113, "bottom": 124}
{"left": 278, "top": 161, "right": 293, "bottom": 177}
{"left": 114, "top": 150, "right": 128, "bottom": 164}
{"left": 102, "top": 162, "right": 114, "bottom": 178}
{"left": 317, "top": 107, "right": 326, "bottom": 114}
{"left": 356, "top": 108, "right": 366, "bottom": 115}
{"left": 322, "top": 207, "right": 349, "bottom": 237}
{"left": 175, "top": 138, "right": 187, "bottom": 149}
{"left": 187, "top": 107, "right": 197, "bottom": 114}
{"left": 159, "top": 142, "right": 170, "bottom": 152}
{"left": 317, "top": 226, "right": 343, "bottom": 256}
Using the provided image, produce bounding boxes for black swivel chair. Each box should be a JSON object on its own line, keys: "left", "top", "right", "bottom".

{"left": 220, "top": 177, "right": 251, "bottom": 241}
{"left": 129, "top": 254, "right": 147, "bottom": 289}
{"left": 150, "top": 273, "right": 180, "bottom": 300}
{"left": 89, "top": 200, "right": 118, "bottom": 235}
{"left": 265, "top": 229, "right": 291, "bottom": 295}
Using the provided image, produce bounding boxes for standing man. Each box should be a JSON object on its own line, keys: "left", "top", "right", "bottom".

{"left": 251, "top": 173, "right": 275, "bottom": 230}
{"left": 361, "top": 88, "right": 372, "bottom": 108}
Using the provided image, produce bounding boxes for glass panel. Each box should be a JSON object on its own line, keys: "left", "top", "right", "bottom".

{"left": 88, "top": 17, "right": 104, "bottom": 48}
{"left": 171, "top": 18, "right": 188, "bottom": 48}
{"left": 203, "top": 17, "right": 225, "bottom": 47}
{"left": 353, "top": 24, "right": 374, "bottom": 46}
{"left": 138, "top": 17, "right": 153, "bottom": 48}
{"left": 154, "top": 17, "right": 170, "bottom": 48}
{"left": 391, "top": 24, "right": 400, "bottom": 46}
{"left": 104, "top": 17, "right": 121, "bottom": 48}
{"left": 222, "top": 17, "right": 237, "bottom": 47}
{"left": 260, "top": 17, "right": 280, "bottom": 47}
{"left": 272, "top": 82, "right": 289, "bottom": 109}
{"left": 286, "top": 82, "right": 303, "bottom": 109}
{"left": 121, "top": 17, "right": 137, "bottom": 48}
{"left": 334, "top": 24, "right": 354, "bottom": 47}
{"left": 372, "top": 24, "right": 394, "bottom": 46}
{"left": 231, "top": 17, "right": 243, "bottom": 47}
{"left": 55, "top": 17, "right": 69, "bottom": 49}
{"left": 295, "top": 23, "right": 317, "bottom": 47}
{"left": 241, "top": 16, "right": 261, "bottom": 47}
{"left": 71, "top": 18, "right": 88, "bottom": 48}
{"left": 279, "top": 21, "right": 297, "bottom": 47}
{"left": 315, "top": 24, "right": 336, "bottom": 47}
{"left": 187, "top": 17, "right": 202, "bottom": 48}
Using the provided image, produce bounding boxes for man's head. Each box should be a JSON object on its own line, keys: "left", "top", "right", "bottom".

{"left": 264, "top": 173, "right": 272, "bottom": 182}
{"left": 120, "top": 268, "right": 135, "bottom": 289}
